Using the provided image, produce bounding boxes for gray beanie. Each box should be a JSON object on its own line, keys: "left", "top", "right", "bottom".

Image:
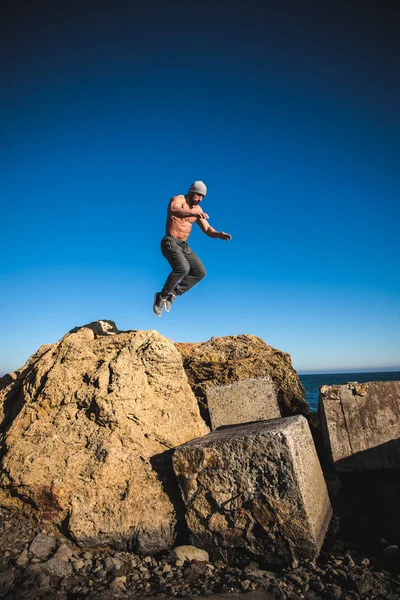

{"left": 188, "top": 181, "right": 207, "bottom": 197}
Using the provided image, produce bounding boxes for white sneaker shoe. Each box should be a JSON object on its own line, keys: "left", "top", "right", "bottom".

{"left": 153, "top": 293, "right": 166, "bottom": 317}
{"left": 165, "top": 293, "right": 176, "bottom": 313}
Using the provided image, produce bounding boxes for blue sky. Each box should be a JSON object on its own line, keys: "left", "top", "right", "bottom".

{"left": 1, "top": 0, "right": 399, "bottom": 375}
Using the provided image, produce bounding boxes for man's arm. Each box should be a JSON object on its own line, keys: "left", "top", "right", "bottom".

{"left": 196, "top": 217, "right": 232, "bottom": 240}
{"left": 169, "top": 196, "right": 208, "bottom": 220}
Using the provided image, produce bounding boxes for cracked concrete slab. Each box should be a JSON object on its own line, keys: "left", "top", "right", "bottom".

{"left": 173, "top": 415, "right": 332, "bottom": 567}
{"left": 319, "top": 381, "right": 400, "bottom": 471}
{"left": 206, "top": 377, "right": 281, "bottom": 430}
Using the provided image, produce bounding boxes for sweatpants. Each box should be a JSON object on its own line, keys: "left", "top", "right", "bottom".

{"left": 160, "top": 235, "right": 206, "bottom": 298}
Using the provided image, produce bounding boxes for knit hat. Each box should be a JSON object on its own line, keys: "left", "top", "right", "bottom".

{"left": 188, "top": 181, "right": 207, "bottom": 197}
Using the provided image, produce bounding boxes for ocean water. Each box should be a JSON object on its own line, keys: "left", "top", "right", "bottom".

{"left": 299, "top": 371, "right": 400, "bottom": 413}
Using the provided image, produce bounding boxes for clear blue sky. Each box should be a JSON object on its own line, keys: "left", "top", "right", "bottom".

{"left": 1, "top": 0, "right": 399, "bottom": 375}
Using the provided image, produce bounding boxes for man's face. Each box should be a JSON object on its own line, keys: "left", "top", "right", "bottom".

{"left": 190, "top": 192, "right": 204, "bottom": 205}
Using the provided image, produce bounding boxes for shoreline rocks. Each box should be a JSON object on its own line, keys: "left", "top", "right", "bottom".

{"left": 1, "top": 321, "right": 399, "bottom": 598}
{"left": 0, "top": 505, "right": 399, "bottom": 599}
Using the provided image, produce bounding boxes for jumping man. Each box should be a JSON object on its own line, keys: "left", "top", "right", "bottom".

{"left": 153, "top": 181, "right": 232, "bottom": 317}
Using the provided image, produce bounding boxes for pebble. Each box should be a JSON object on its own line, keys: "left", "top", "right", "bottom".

{"left": 241, "top": 579, "right": 252, "bottom": 590}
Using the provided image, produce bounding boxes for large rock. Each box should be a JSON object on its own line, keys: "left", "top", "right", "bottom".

{"left": 173, "top": 416, "right": 332, "bottom": 567}
{"left": 319, "top": 381, "right": 400, "bottom": 471}
{"left": 0, "top": 320, "right": 208, "bottom": 553}
{"left": 175, "top": 335, "right": 308, "bottom": 426}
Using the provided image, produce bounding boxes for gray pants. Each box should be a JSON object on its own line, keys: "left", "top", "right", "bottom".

{"left": 160, "top": 236, "right": 206, "bottom": 297}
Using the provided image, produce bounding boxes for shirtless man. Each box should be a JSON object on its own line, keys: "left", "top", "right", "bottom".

{"left": 153, "top": 181, "right": 232, "bottom": 317}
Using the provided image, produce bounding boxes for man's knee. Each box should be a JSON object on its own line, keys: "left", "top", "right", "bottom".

{"left": 174, "top": 266, "right": 190, "bottom": 278}
{"left": 196, "top": 266, "right": 206, "bottom": 281}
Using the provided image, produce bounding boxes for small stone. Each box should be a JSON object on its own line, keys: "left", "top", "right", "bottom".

{"left": 110, "top": 577, "right": 126, "bottom": 592}
{"left": 170, "top": 545, "right": 210, "bottom": 563}
{"left": 263, "top": 570, "right": 278, "bottom": 579}
{"left": 245, "top": 561, "right": 260, "bottom": 572}
{"left": 105, "top": 556, "right": 123, "bottom": 571}
{"left": 35, "top": 571, "right": 50, "bottom": 591}
{"left": 74, "top": 559, "right": 85, "bottom": 570}
{"left": 175, "top": 559, "right": 184, "bottom": 567}
{"left": 93, "top": 565, "right": 103, "bottom": 573}
{"left": 241, "top": 579, "right": 252, "bottom": 591}
{"left": 41, "top": 556, "right": 73, "bottom": 578}
{"left": 326, "top": 584, "right": 342, "bottom": 599}
{"left": 55, "top": 544, "right": 73, "bottom": 560}
{"left": 345, "top": 555, "right": 355, "bottom": 567}
{"left": 184, "top": 562, "right": 208, "bottom": 579}
{"left": 332, "top": 559, "right": 343, "bottom": 566}
{"left": 0, "top": 569, "right": 15, "bottom": 589}
{"left": 287, "top": 573, "right": 303, "bottom": 586}
{"left": 83, "top": 552, "right": 92, "bottom": 559}
{"left": 29, "top": 533, "right": 57, "bottom": 560}
{"left": 16, "top": 549, "right": 29, "bottom": 568}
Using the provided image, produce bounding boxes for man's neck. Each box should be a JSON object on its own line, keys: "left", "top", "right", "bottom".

{"left": 185, "top": 194, "right": 194, "bottom": 208}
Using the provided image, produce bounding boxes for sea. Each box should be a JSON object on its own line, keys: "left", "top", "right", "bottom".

{"left": 299, "top": 371, "right": 400, "bottom": 413}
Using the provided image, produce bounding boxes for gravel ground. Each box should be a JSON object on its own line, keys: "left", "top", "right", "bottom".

{"left": 0, "top": 507, "right": 399, "bottom": 600}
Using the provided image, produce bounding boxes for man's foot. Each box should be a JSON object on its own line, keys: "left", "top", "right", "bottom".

{"left": 165, "top": 293, "right": 176, "bottom": 313}
{"left": 153, "top": 293, "right": 166, "bottom": 317}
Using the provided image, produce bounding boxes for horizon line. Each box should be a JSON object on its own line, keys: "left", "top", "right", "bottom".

{"left": 298, "top": 368, "right": 400, "bottom": 375}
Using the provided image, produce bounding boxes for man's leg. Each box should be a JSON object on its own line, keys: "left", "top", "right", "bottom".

{"left": 174, "top": 247, "right": 206, "bottom": 296}
{"left": 154, "top": 237, "right": 191, "bottom": 316}
{"left": 160, "top": 237, "right": 190, "bottom": 297}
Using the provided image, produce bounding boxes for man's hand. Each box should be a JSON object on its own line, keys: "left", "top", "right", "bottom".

{"left": 196, "top": 211, "right": 209, "bottom": 220}
{"left": 219, "top": 232, "right": 232, "bottom": 240}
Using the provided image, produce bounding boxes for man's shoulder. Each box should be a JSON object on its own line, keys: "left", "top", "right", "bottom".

{"left": 169, "top": 194, "right": 185, "bottom": 202}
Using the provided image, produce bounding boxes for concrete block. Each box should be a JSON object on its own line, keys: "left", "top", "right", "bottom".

{"left": 206, "top": 377, "right": 281, "bottom": 430}
{"left": 319, "top": 381, "right": 400, "bottom": 471}
{"left": 173, "top": 415, "right": 332, "bottom": 566}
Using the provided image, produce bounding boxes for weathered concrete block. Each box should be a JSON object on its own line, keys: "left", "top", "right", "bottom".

{"left": 173, "top": 416, "right": 332, "bottom": 567}
{"left": 319, "top": 381, "right": 400, "bottom": 471}
{"left": 206, "top": 377, "right": 281, "bottom": 430}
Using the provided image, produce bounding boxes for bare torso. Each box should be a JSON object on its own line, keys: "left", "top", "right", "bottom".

{"left": 166, "top": 194, "right": 203, "bottom": 241}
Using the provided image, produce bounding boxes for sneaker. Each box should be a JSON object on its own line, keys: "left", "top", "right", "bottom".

{"left": 153, "top": 293, "right": 166, "bottom": 317}
{"left": 165, "top": 293, "right": 176, "bottom": 313}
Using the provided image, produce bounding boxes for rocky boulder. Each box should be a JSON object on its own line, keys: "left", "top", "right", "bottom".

{"left": 175, "top": 335, "right": 308, "bottom": 425}
{"left": 173, "top": 416, "right": 332, "bottom": 567}
{"left": 0, "top": 321, "right": 208, "bottom": 553}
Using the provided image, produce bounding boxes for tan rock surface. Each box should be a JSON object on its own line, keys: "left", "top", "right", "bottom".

{"left": 175, "top": 335, "right": 308, "bottom": 423}
{"left": 0, "top": 321, "right": 208, "bottom": 553}
{"left": 173, "top": 416, "right": 332, "bottom": 566}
